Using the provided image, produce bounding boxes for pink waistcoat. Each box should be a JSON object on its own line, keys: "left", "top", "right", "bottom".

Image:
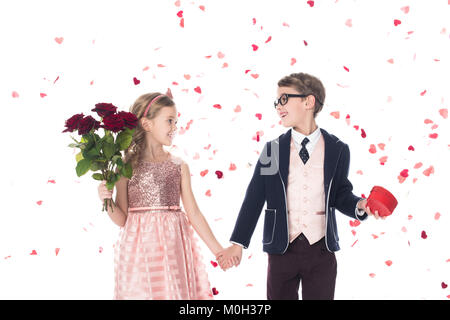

{"left": 287, "top": 134, "right": 326, "bottom": 244}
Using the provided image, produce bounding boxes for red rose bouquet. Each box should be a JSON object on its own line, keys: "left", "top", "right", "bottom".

{"left": 63, "top": 103, "right": 138, "bottom": 212}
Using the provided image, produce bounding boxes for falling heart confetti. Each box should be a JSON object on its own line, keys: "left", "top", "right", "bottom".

{"left": 30, "top": 250, "right": 37, "bottom": 255}
{"left": 442, "top": 282, "right": 448, "bottom": 289}
{"left": 385, "top": 260, "right": 393, "bottom": 267}
{"left": 55, "top": 248, "right": 60, "bottom": 256}
{"left": 307, "top": 0, "right": 314, "bottom": 7}
{"left": 378, "top": 143, "right": 385, "bottom": 150}
{"left": 401, "top": 6, "right": 410, "bottom": 14}
{"left": 423, "top": 166, "right": 434, "bottom": 176}
{"left": 408, "top": 145, "right": 415, "bottom": 151}
{"left": 212, "top": 287, "right": 219, "bottom": 295}
{"left": 36, "top": 200, "right": 43, "bottom": 206}
{"left": 210, "top": 261, "right": 218, "bottom": 268}
{"left": 291, "top": 58, "right": 297, "bottom": 66}
{"left": 200, "top": 170, "right": 209, "bottom": 177}
{"left": 40, "top": 93, "right": 47, "bottom": 98}
{"left": 379, "top": 156, "right": 388, "bottom": 165}
{"left": 251, "top": 44, "right": 259, "bottom": 51}
{"left": 349, "top": 220, "right": 361, "bottom": 227}
{"left": 369, "top": 144, "right": 377, "bottom": 154}
{"left": 133, "top": 77, "right": 140, "bottom": 85}
{"left": 177, "top": 10, "right": 183, "bottom": 18}
{"left": 205, "top": 190, "right": 211, "bottom": 197}
{"left": 194, "top": 86, "right": 202, "bottom": 94}
{"left": 330, "top": 111, "right": 340, "bottom": 119}
{"left": 215, "top": 170, "right": 223, "bottom": 179}
{"left": 343, "top": 66, "right": 350, "bottom": 72}
{"left": 12, "top": 91, "right": 19, "bottom": 98}
{"left": 234, "top": 105, "right": 241, "bottom": 112}
{"left": 421, "top": 231, "right": 428, "bottom": 239}
{"left": 400, "top": 169, "right": 409, "bottom": 178}
{"left": 361, "top": 128, "right": 367, "bottom": 138}
{"left": 394, "top": 19, "right": 402, "bottom": 26}
{"left": 429, "top": 133, "right": 438, "bottom": 139}
{"left": 345, "top": 19, "right": 352, "bottom": 27}
{"left": 439, "top": 108, "right": 448, "bottom": 119}
{"left": 255, "top": 113, "right": 262, "bottom": 120}
{"left": 414, "top": 162, "right": 423, "bottom": 169}
{"left": 229, "top": 163, "right": 236, "bottom": 171}
{"left": 213, "top": 104, "right": 222, "bottom": 109}
{"left": 55, "top": 37, "right": 64, "bottom": 44}
{"left": 434, "top": 212, "right": 441, "bottom": 220}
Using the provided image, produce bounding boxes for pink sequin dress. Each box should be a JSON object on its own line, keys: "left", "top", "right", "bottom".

{"left": 113, "top": 153, "right": 213, "bottom": 300}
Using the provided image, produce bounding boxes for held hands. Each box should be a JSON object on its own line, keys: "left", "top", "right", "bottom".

{"left": 215, "top": 244, "right": 243, "bottom": 271}
{"left": 357, "top": 198, "right": 386, "bottom": 220}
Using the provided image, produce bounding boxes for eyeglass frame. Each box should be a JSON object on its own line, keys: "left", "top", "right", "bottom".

{"left": 273, "top": 93, "right": 323, "bottom": 109}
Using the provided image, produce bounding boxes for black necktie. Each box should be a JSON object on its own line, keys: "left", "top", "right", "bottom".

{"left": 299, "top": 137, "right": 310, "bottom": 164}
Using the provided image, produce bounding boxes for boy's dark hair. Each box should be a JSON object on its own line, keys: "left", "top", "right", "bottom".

{"left": 278, "top": 72, "right": 326, "bottom": 118}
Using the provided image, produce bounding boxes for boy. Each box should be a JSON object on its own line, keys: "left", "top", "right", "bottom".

{"left": 218, "top": 72, "right": 382, "bottom": 300}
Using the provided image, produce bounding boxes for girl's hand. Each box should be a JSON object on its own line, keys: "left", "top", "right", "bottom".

{"left": 98, "top": 181, "right": 113, "bottom": 202}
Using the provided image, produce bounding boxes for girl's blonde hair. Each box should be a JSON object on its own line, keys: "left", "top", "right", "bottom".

{"left": 123, "top": 92, "right": 175, "bottom": 170}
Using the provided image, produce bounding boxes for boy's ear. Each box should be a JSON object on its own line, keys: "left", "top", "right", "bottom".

{"left": 306, "top": 95, "right": 316, "bottom": 109}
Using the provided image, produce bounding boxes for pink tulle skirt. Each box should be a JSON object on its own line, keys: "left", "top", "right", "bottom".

{"left": 113, "top": 209, "right": 213, "bottom": 300}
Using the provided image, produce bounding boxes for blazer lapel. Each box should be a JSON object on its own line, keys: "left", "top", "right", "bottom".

{"left": 278, "top": 128, "right": 292, "bottom": 188}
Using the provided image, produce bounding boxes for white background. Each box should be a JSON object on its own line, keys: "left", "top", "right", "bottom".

{"left": 0, "top": 0, "right": 449, "bottom": 300}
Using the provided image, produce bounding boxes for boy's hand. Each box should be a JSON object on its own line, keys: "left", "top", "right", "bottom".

{"left": 357, "top": 199, "right": 385, "bottom": 220}
{"left": 217, "top": 245, "right": 242, "bottom": 270}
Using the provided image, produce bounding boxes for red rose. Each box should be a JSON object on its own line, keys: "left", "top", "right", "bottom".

{"left": 78, "top": 115, "right": 101, "bottom": 135}
{"left": 102, "top": 114, "right": 124, "bottom": 132}
{"left": 117, "top": 111, "right": 138, "bottom": 129}
{"left": 91, "top": 103, "right": 117, "bottom": 118}
{"left": 62, "top": 113, "right": 84, "bottom": 133}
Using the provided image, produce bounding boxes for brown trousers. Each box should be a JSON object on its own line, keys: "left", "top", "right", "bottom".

{"left": 267, "top": 233, "right": 337, "bottom": 300}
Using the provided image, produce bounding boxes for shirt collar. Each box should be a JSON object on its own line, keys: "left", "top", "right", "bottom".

{"left": 291, "top": 126, "right": 321, "bottom": 146}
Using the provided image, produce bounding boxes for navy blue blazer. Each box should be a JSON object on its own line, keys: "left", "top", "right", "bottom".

{"left": 230, "top": 128, "right": 368, "bottom": 254}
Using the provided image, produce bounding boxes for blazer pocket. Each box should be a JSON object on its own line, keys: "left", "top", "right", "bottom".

{"left": 262, "top": 209, "right": 276, "bottom": 245}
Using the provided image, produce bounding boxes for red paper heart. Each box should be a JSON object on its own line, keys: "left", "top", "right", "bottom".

{"left": 194, "top": 86, "right": 202, "bottom": 94}
{"left": 133, "top": 77, "right": 140, "bottom": 85}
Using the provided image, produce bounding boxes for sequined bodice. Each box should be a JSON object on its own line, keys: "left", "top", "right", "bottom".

{"left": 128, "top": 155, "right": 182, "bottom": 208}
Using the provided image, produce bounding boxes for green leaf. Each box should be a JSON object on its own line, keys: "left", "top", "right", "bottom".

{"left": 116, "top": 130, "right": 133, "bottom": 151}
{"left": 121, "top": 162, "right": 133, "bottom": 179}
{"left": 68, "top": 143, "right": 78, "bottom": 148}
{"left": 102, "top": 142, "right": 115, "bottom": 160}
{"left": 75, "top": 152, "right": 84, "bottom": 163}
{"left": 90, "top": 161, "right": 103, "bottom": 171}
{"left": 76, "top": 158, "right": 92, "bottom": 177}
{"left": 92, "top": 173, "right": 104, "bottom": 181}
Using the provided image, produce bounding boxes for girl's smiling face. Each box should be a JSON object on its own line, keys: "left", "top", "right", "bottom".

{"left": 147, "top": 106, "right": 178, "bottom": 146}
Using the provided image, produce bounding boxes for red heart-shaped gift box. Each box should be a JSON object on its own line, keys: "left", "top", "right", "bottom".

{"left": 366, "top": 186, "right": 398, "bottom": 217}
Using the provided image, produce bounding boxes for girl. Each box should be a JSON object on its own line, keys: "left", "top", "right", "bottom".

{"left": 98, "top": 90, "right": 224, "bottom": 299}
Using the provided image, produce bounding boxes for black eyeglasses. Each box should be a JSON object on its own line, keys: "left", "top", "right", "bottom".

{"left": 273, "top": 93, "right": 323, "bottom": 108}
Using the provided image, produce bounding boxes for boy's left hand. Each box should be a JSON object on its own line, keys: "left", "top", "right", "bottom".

{"left": 357, "top": 199, "right": 386, "bottom": 220}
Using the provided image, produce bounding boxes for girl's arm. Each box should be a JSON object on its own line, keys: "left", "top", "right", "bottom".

{"left": 103, "top": 176, "right": 128, "bottom": 227}
{"left": 180, "top": 161, "right": 224, "bottom": 257}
